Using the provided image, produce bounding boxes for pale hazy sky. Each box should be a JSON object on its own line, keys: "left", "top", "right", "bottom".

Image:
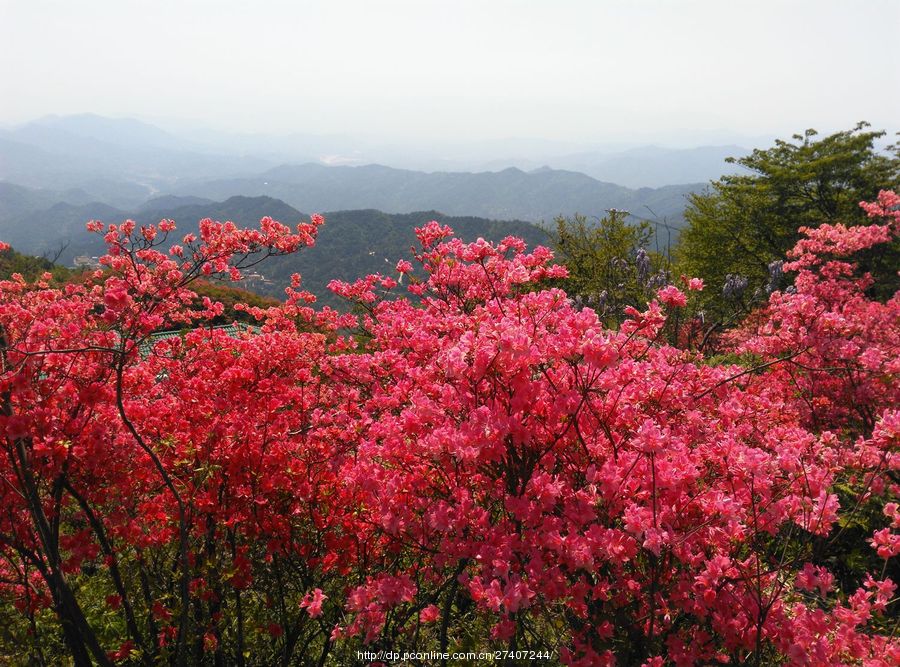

{"left": 1, "top": 0, "right": 897, "bottom": 143}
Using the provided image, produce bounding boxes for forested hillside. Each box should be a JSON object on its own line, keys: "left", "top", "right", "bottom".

{"left": 0, "top": 193, "right": 548, "bottom": 308}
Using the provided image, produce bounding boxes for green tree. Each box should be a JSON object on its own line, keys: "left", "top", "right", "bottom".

{"left": 549, "top": 210, "right": 667, "bottom": 325}
{"left": 0, "top": 245, "right": 75, "bottom": 282}
{"left": 676, "top": 122, "right": 899, "bottom": 323}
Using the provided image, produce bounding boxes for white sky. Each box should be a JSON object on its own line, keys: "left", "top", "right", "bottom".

{"left": 1, "top": 0, "right": 897, "bottom": 143}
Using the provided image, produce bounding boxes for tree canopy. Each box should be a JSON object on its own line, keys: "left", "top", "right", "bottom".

{"left": 547, "top": 211, "right": 668, "bottom": 325}
{"left": 676, "top": 122, "right": 899, "bottom": 319}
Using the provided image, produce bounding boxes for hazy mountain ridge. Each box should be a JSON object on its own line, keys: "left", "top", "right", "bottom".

{"left": 0, "top": 199, "right": 128, "bottom": 259}
{"left": 547, "top": 144, "right": 750, "bottom": 188}
{"left": 25, "top": 114, "right": 192, "bottom": 151}
{"left": 0, "top": 182, "right": 97, "bottom": 220}
{"left": 137, "top": 195, "right": 216, "bottom": 212}
{"left": 170, "top": 162, "right": 700, "bottom": 225}
{"left": 0, "top": 114, "right": 734, "bottom": 300}
{"left": 1, "top": 114, "right": 734, "bottom": 200}
{"left": 0, "top": 115, "right": 278, "bottom": 204}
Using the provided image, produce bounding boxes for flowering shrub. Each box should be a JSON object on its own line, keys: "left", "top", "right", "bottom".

{"left": 0, "top": 196, "right": 896, "bottom": 665}
{"left": 729, "top": 190, "right": 900, "bottom": 435}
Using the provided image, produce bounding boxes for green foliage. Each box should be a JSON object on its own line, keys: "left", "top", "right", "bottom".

{"left": 547, "top": 211, "right": 667, "bottom": 325}
{"left": 826, "top": 477, "right": 900, "bottom": 601}
{"left": 0, "top": 245, "right": 76, "bottom": 282}
{"left": 676, "top": 122, "right": 900, "bottom": 320}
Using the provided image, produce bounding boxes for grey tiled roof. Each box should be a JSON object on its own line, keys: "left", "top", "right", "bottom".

{"left": 139, "top": 323, "right": 260, "bottom": 357}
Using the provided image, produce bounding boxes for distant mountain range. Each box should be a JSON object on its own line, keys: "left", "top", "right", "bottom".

{"left": 169, "top": 162, "right": 699, "bottom": 227}
{"left": 0, "top": 113, "right": 736, "bottom": 217}
{"left": 540, "top": 145, "right": 749, "bottom": 189}
{"left": 0, "top": 115, "right": 276, "bottom": 205}
{"left": 0, "top": 113, "right": 746, "bottom": 305}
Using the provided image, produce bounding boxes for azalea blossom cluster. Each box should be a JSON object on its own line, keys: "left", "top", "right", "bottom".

{"left": 0, "top": 196, "right": 896, "bottom": 665}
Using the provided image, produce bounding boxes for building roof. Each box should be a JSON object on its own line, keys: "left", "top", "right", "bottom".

{"left": 139, "top": 322, "right": 260, "bottom": 358}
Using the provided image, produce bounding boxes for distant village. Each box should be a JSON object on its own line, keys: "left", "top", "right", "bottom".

{"left": 72, "top": 255, "right": 100, "bottom": 269}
